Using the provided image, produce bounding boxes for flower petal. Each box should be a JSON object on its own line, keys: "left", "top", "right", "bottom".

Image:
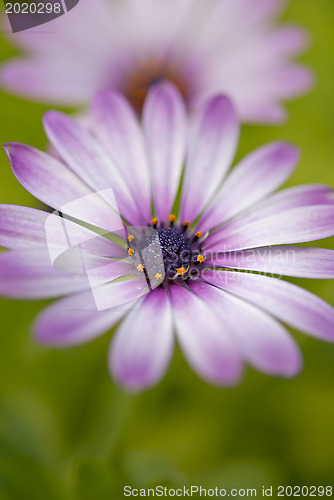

{"left": 190, "top": 280, "right": 302, "bottom": 377}
{"left": 4, "top": 143, "right": 123, "bottom": 233}
{"left": 207, "top": 206, "right": 334, "bottom": 252}
{"left": 0, "top": 205, "right": 50, "bottom": 249}
{"left": 43, "top": 111, "right": 143, "bottom": 225}
{"left": 0, "top": 249, "right": 90, "bottom": 299}
{"left": 266, "top": 25, "right": 311, "bottom": 57}
{"left": 207, "top": 246, "right": 334, "bottom": 279}
{"left": 0, "top": 0, "right": 115, "bottom": 104}
{"left": 0, "top": 58, "right": 94, "bottom": 105}
{"left": 201, "top": 270, "right": 334, "bottom": 342}
{"left": 109, "top": 287, "right": 174, "bottom": 392}
{"left": 238, "top": 184, "right": 334, "bottom": 225}
{"left": 240, "top": 103, "right": 287, "bottom": 124}
{"left": 199, "top": 142, "right": 299, "bottom": 231}
{"left": 207, "top": 183, "right": 334, "bottom": 241}
{"left": 143, "top": 82, "right": 186, "bottom": 221}
{"left": 91, "top": 89, "right": 152, "bottom": 222}
{"left": 266, "top": 64, "right": 315, "bottom": 99}
{"left": 90, "top": 277, "right": 150, "bottom": 312}
{"left": 180, "top": 95, "right": 239, "bottom": 222}
{"left": 193, "top": 0, "right": 286, "bottom": 59}
{"left": 34, "top": 290, "right": 131, "bottom": 346}
{"left": 168, "top": 283, "right": 243, "bottom": 386}
{"left": 0, "top": 205, "right": 125, "bottom": 259}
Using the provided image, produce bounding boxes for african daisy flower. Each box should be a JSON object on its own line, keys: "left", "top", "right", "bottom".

{"left": 1, "top": 84, "right": 334, "bottom": 392}
{"left": 1, "top": 0, "right": 314, "bottom": 122}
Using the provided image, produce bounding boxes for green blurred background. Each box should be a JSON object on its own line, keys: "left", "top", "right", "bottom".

{"left": 0, "top": 1, "right": 334, "bottom": 498}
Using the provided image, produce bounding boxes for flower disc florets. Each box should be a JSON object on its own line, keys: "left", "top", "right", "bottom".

{"left": 127, "top": 216, "right": 206, "bottom": 286}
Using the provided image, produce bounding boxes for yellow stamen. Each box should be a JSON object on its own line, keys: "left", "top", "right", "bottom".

{"left": 155, "top": 273, "right": 163, "bottom": 280}
{"left": 128, "top": 248, "right": 135, "bottom": 256}
{"left": 168, "top": 214, "right": 176, "bottom": 223}
{"left": 176, "top": 267, "right": 187, "bottom": 276}
{"left": 127, "top": 234, "right": 135, "bottom": 242}
{"left": 195, "top": 231, "right": 202, "bottom": 238}
{"left": 197, "top": 254, "right": 205, "bottom": 264}
{"left": 151, "top": 217, "right": 159, "bottom": 225}
{"left": 137, "top": 264, "right": 145, "bottom": 272}
{"left": 183, "top": 221, "right": 190, "bottom": 227}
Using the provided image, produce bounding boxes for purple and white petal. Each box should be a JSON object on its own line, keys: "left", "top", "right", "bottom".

{"left": 43, "top": 111, "right": 144, "bottom": 225}
{"left": 265, "top": 25, "right": 311, "bottom": 57}
{"left": 0, "top": 244, "right": 132, "bottom": 299}
{"left": 90, "top": 277, "right": 149, "bottom": 312}
{"left": 142, "top": 82, "right": 186, "bottom": 221}
{"left": 239, "top": 103, "right": 287, "bottom": 124}
{"left": 189, "top": 280, "right": 302, "bottom": 377}
{"left": 169, "top": 284, "right": 243, "bottom": 385}
{"left": 34, "top": 290, "right": 132, "bottom": 346}
{"left": 193, "top": 0, "right": 286, "bottom": 60}
{"left": 206, "top": 205, "right": 334, "bottom": 252}
{"left": 265, "top": 64, "right": 315, "bottom": 99}
{"left": 199, "top": 142, "right": 299, "bottom": 232}
{"left": 0, "top": 0, "right": 115, "bottom": 104}
{"left": 0, "top": 57, "right": 96, "bottom": 105}
{"left": 0, "top": 205, "right": 125, "bottom": 260}
{"left": 207, "top": 246, "right": 334, "bottom": 280}
{"left": 109, "top": 286, "right": 174, "bottom": 392}
{"left": 85, "top": 260, "right": 133, "bottom": 289}
{"left": 0, "top": 205, "right": 51, "bottom": 250}
{"left": 180, "top": 95, "right": 239, "bottom": 223}
{"left": 237, "top": 184, "right": 334, "bottom": 226}
{"left": 201, "top": 270, "right": 334, "bottom": 342}
{"left": 207, "top": 183, "right": 334, "bottom": 240}
{"left": 4, "top": 143, "right": 124, "bottom": 233}
{"left": 0, "top": 249, "right": 90, "bottom": 299}
{"left": 91, "top": 89, "right": 152, "bottom": 222}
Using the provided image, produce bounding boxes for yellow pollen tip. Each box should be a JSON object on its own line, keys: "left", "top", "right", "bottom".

{"left": 128, "top": 248, "right": 135, "bottom": 256}
{"left": 155, "top": 273, "right": 163, "bottom": 280}
{"left": 151, "top": 218, "right": 159, "bottom": 225}
{"left": 176, "top": 267, "right": 187, "bottom": 276}
{"left": 197, "top": 255, "right": 205, "bottom": 264}
{"left": 137, "top": 264, "right": 145, "bottom": 272}
{"left": 127, "top": 234, "right": 135, "bottom": 242}
{"left": 168, "top": 214, "right": 176, "bottom": 223}
{"left": 183, "top": 221, "right": 190, "bottom": 227}
{"left": 195, "top": 231, "right": 202, "bottom": 238}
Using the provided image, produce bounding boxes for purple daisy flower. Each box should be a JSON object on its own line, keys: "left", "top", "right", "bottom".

{"left": 1, "top": 0, "right": 314, "bottom": 123}
{"left": 1, "top": 83, "right": 334, "bottom": 392}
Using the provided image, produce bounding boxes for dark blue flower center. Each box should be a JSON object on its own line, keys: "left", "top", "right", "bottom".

{"left": 127, "top": 218, "right": 206, "bottom": 286}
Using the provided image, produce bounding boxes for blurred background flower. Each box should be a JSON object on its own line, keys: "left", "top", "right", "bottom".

{"left": 1, "top": 0, "right": 314, "bottom": 122}
{"left": 0, "top": 0, "right": 333, "bottom": 499}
